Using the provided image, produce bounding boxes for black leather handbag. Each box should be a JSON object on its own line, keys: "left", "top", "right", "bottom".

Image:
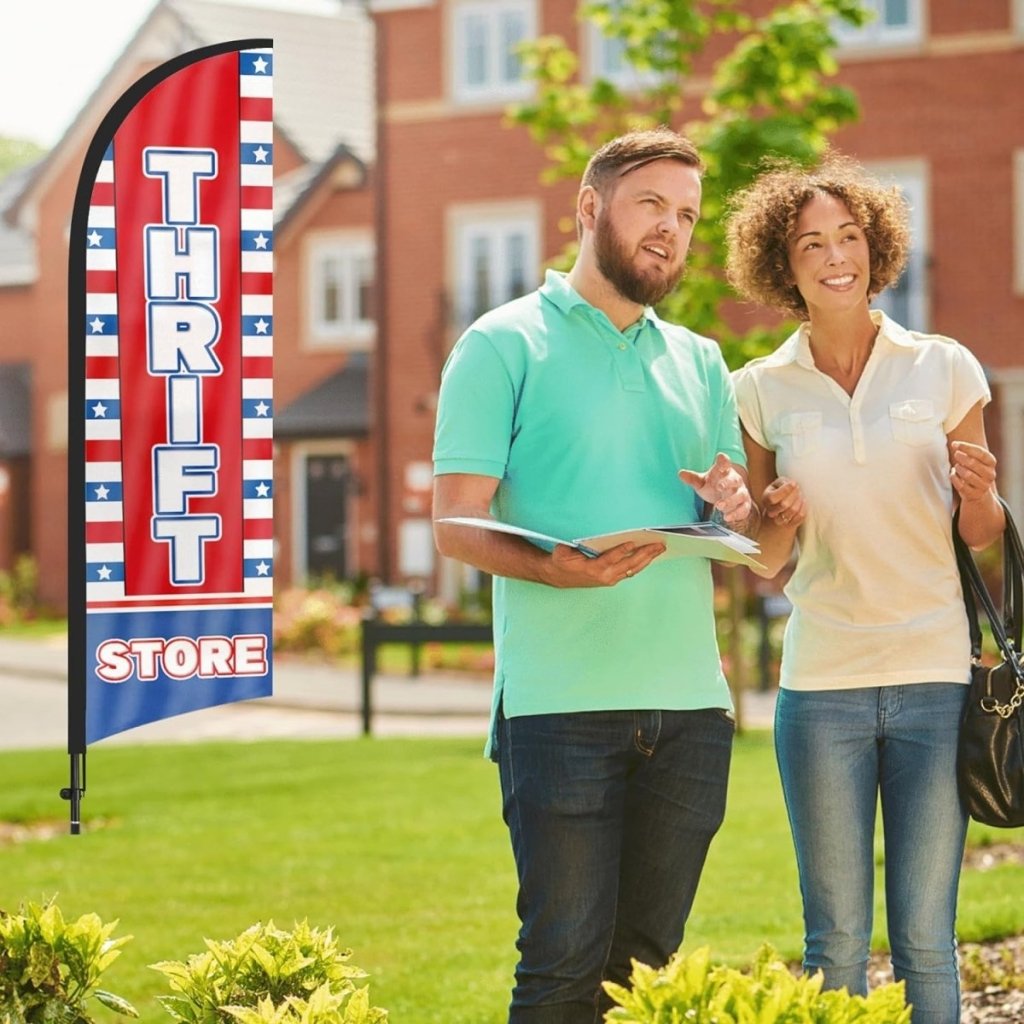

{"left": 952, "top": 497, "right": 1024, "bottom": 828}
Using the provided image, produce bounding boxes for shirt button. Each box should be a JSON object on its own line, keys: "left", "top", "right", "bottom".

{"left": 618, "top": 342, "right": 627, "bottom": 351}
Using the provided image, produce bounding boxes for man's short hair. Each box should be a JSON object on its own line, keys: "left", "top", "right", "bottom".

{"left": 581, "top": 127, "right": 704, "bottom": 197}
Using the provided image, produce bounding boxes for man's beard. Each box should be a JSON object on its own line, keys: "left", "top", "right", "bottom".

{"left": 594, "top": 211, "right": 685, "bottom": 307}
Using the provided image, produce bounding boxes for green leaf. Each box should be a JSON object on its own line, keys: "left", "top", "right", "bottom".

{"left": 94, "top": 990, "right": 140, "bottom": 1018}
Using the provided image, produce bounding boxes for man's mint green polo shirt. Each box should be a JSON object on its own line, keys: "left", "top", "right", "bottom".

{"left": 434, "top": 270, "right": 745, "bottom": 735}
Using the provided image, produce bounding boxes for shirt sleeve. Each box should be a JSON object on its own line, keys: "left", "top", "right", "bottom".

{"left": 944, "top": 341, "right": 991, "bottom": 432}
{"left": 732, "top": 364, "right": 768, "bottom": 449}
{"left": 433, "top": 329, "right": 517, "bottom": 479}
{"left": 715, "top": 359, "right": 747, "bottom": 468}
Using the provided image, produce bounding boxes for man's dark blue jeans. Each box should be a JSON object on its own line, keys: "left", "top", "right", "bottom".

{"left": 497, "top": 706, "right": 734, "bottom": 1024}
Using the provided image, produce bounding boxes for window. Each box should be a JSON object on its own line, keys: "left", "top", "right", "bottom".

{"left": 992, "top": 372, "right": 1024, "bottom": 524}
{"left": 833, "top": 0, "right": 922, "bottom": 49}
{"left": 585, "top": 2, "right": 670, "bottom": 89}
{"left": 452, "top": 0, "right": 535, "bottom": 104}
{"left": 1015, "top": 150, "right": 1024, "bottom": 295}
{"left": 308, "top": 235, "right": 375, "bottom": 347}
{"left": 452, "top": 211, "right": 540, "bottom": 328}
{"left": 868, "top": 163, "right": 929, "bottom": 331}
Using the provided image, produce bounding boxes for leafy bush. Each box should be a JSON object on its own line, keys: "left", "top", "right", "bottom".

{"left": 0, "top": 898, "right": 138, "bottom": 1022}
{"left": 604, "top": 944, "right": 911, "bottom": 1024}
{"left": 0, "top": 555, "right": 41, "bottom": 625}
{"left": 273, "top": 590, "right": 363, "bottom": 658}
{"left": 151, "top": 920, "right": 386, "bottom": 1024}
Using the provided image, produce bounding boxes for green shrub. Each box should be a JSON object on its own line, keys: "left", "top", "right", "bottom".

{"left": 604, "top": 944, "right": 911, "bottom": 1024}
{"left": 0, "top": 898, "right": 138, "bottom": 1022}
{"left": 272, "top": 590, "right": 363, "bottom": 658}
{"left": 150, "top": 920, "right": 386, "bottom": 1024}
{"left": 0, "top": 555, "right": 41, "bottom": 625}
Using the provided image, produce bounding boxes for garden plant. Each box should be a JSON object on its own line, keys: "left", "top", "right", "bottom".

{"left": 0, "top": 899, "right": 137, "bottom": 1022}
{"left": 605, "top": 944, "right": 910, "bottom": 1023}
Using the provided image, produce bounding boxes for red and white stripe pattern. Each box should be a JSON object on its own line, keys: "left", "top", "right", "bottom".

{"left": 84, "top": 144, "right": 125, "bottom": 604}
{"left": 239, "top": 46, "right": 274, "bottom": 599}
{"left": 84, "top": 49, "right": 274, "bottom": 606}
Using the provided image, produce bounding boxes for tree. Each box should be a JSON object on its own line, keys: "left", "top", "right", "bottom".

{"left": 510, "top": 0, "right": 870, "bottom": 368}
{"left": 0, "top": 135, "right": 46, "bottom": 183}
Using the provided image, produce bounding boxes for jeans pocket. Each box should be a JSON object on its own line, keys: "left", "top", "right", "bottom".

{"left": 711, "top": 707, "right": 737, "bottom": 731}
{"left": 889, "top": 399, "right": 937, "bottom": 446}
{"left": 775, "top": 411, "right": 822, "bottom": 457}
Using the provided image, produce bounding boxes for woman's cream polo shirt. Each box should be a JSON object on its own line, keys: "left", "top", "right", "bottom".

{"left": 733, "top": 311, "right": 990, "bottom": 691}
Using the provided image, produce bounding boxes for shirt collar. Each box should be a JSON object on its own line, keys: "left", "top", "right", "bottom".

{"left": 539, "top": 269, "right": 660, "bottom": 330}
{"left": 759, "top": 309, "right": 916, "bottom": 370}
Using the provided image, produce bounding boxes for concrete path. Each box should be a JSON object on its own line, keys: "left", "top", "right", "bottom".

{"left": 0, "top": 633, "right": 776, "bottom": 749}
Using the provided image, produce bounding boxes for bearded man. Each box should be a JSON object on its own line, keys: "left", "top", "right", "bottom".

{"left": 432, "top": 128, "right": 755, "bottom": 1024}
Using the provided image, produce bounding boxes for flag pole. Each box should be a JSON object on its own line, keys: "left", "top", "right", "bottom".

{"left": 59, "top": 755, "right": 86, "bottom": 835}
{"left": 63, "top": 76, "right": 99, "bottom": 834}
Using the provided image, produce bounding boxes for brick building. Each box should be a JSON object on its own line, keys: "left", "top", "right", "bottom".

{"left": 0, "top": 0, "right": 1021, "bottom": 609}
{"left": 0, "top": 0, "right": 376, "bottom": 610}
{"left": 370, "top": 0, "right": 1024, "bottom": 599}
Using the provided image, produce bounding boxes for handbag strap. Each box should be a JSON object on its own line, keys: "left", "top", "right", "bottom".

{"left": 1003, "top": 500, "right": 1024, "bottom": 647}
{"left": 952, "top": 496, "right": 1024, "bottom": 689}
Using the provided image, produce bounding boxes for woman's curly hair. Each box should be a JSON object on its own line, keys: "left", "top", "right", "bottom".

{"left": 725, "top": 152, "right": 911, "bottom": 321}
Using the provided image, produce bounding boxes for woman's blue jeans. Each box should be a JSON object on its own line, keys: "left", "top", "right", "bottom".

{"left": 775, "top": 683, "right": 969, "bottom": 1024}
{"left": 497, "top": 707, "right": 734, "bottom": 1023}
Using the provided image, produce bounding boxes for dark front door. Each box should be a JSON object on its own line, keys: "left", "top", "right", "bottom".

{"left": 305, "top": 454, "right": 349, "bottom": 581}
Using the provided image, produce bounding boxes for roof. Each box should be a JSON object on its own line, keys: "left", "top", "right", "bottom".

{"left": 275, "top": 353, "right": 370, "bottom": 437}
{"left": 276, "top": 142, "right": 366, "bottom": 234}
{"left": 0, "top": 164, "right": 39, "bottom": 284}
{"left": 0, "top": 365, "right": 31, "bottom": 457}
{"left": 2, "top": 0, "right": 374, "bottom": 252}
{"left": 167, "top": 0, "right": 375, "bottom": 165}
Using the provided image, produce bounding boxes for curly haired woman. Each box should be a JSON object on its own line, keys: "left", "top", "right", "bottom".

{"left": 727, "top": 153, "right": 1005, "bottom": 1024}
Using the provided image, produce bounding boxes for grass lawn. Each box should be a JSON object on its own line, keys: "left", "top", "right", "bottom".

{"left": 1, "top": 733, "right": 1021, "bottom": 1023}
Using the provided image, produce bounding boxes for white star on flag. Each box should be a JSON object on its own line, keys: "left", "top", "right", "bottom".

{"left": 94, "top": 485, "right": 110, "bottom": 500}
{"left": 255, "top": 481, "right": 270, "bottom": 497}
{"left": 92, "top": 402, "right": 107, "bottom": 418}
{"left": 87, "top": 230, "right": 103, "bottom": 247}
{"left": 97, "top": 565, "right": 113, "bottom": 580}
{"left": 253, "top": 56, "right": 269, "bottom": 73}
{"left": 89, "top": 317, "right": 105, "bottom": 333}
{"left": 254, "top": 318, "right": 270, "bottom": 334}
{"left": 254, "top": 233, "right": 269, "bottom": 249}
{"left": 253, "top": 146, "right": 269, "bottom": 163}
{"left": 254, "top": 401, "right": 269, "bottom": 417}
{"left": 256, "top": 561, "right": 270, "bottom": 576}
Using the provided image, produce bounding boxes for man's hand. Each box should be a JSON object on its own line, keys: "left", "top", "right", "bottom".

{"left": 678, "top": 453, "right": 753, "bottom": 528}
{"left": 546, "top": 541, "right": 666, "bottom": 588}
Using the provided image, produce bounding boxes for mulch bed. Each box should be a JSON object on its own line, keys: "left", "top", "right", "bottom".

{"left": 868, "top": 934, "right": 1024, "bottom": 1024}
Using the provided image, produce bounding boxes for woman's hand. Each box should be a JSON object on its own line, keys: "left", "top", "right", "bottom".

{"left": 950, "top": 440, "right": 997, "bottom": 505}
{"left": 762, "top": 477, "right": 806, "bottom": 530}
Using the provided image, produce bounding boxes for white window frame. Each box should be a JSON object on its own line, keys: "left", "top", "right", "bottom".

{"left": 448, "top": 201, "right": 541, "bottom": 332}
{"left": 306, "top": 232, "right": 375, "bottom": 349}
{"left": 1014, "top": 150, "right": 1024, "bottom": 295}
{"left": 990, "top": 371, "right": 1024, "bottom": 526}
{"left": 290, "top": 440, "right": 357, "bottom": 585}
{"left": 369, "top": 0, "right": 434, "bottom": 11}
{"left": 866, "top": 160, "right": 930, "bottom": 332}
{"left": 833, "top": 0, "right": 923, "bottom": 51}
{"left": 450, "top": 0, "right": 536, "bottom": 105}
{"left": 583, "top": 4, "right": 669, "bottom": 90}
